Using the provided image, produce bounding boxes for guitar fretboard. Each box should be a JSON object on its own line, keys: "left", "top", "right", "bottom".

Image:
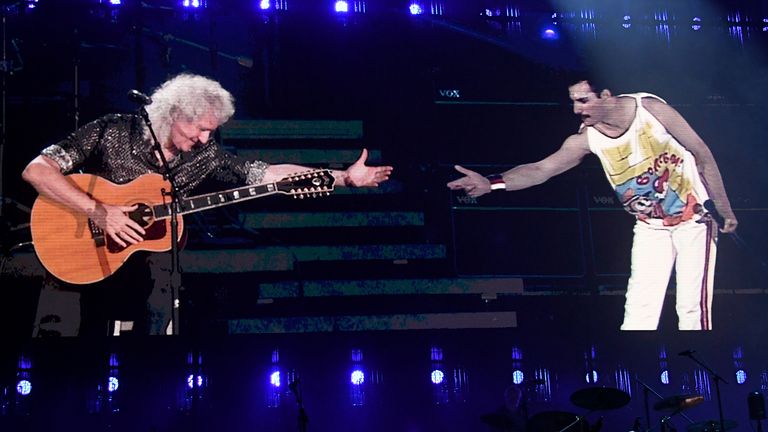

{"left": 152, "top": 182, "right": 277, "bottom": 219}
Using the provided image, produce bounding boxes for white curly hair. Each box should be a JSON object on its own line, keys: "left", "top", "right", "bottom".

{"left": 144, "top": 73, "right": 235, "bottom": 144}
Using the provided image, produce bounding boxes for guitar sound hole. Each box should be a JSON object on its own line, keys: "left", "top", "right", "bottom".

{"left": 128, "top": 204, "right": 154, "bottom": 228}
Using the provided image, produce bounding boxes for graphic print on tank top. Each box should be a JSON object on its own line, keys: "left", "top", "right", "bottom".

{"left": 586, "top": 94, "right": 709, "bottom": 227}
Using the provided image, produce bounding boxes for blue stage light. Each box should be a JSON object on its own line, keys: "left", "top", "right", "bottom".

{"left": 623, "top": 15, "right": 631, "bottom": 29}
{"left": 692, "top": 17, "right": 702, "bottom": 31}
{"left": 541, "top": 27, "right": 559, "bottom": 40}
{"left": 259, "top": 0, "right": 270, "bottom": 10}
{"left": 350, "top": 369, "right": 365, "bottom": 385}
{"left": 512, "top": 369, "right": 524, "bottom": 385}
{"left": 107, "top": 376, "right": 119, "bottom": 393}
{"left": 660, "top": 370, "right": 670, "bottom": 385}
{"left": 16, "top": 379, "right": 32, "bottom": 396}
{"left": 187, "top": 374, "right": 205, "bottom": 389}
{"left": 409, "top": 3, "right": 423, "bottom": 15}
{"left": 585, "top": 370, "right": 598, "bottom": 384}
{"left": 182, "top": 0, "right": 206, "bottom": 8}
{"left": 270, "top": 371, "right": 281, "bottom": 387}
{"left": 736, "top": 370, "right": 747, "bottom": 385}
{"left": 334, "top": 0, "right": 349, "bottom": 13}
{"left": 431, "top": 369, "right": 444, "bottom": 385}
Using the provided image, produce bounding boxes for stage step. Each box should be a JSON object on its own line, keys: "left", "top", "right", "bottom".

{"left": 221, "top": 119, "right": 363, "bottom": 140}
{"left": 238, "top": 210, "right": 423, "bottom": 228}
{"left": 180, "top": 244, "right": 446, "bottom": 273}
{"left": 228, "top": 311, "right": 518, "bottom": 334}
{"left": 257, "top": 277, "right": 524, "bottom": 299}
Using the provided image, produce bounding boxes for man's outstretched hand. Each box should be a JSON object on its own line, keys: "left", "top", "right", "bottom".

{"left": 447, "top": 165, "right": 493, "bottom": 197}
{"left": 344, "top": 148, "right": 393, "bottom": 187}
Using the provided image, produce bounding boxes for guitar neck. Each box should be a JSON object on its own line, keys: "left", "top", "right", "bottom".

{"left": 152, "top": 182, "right": 279, "bottom": 219}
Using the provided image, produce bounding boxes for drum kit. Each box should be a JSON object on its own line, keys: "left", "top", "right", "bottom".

{"left": 481, "top": 386, "right": 738, "bottom": 432}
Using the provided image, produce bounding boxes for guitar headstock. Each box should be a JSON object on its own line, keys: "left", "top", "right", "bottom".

{"left": 276, "top": 169, "right": 335, "bottom": 199}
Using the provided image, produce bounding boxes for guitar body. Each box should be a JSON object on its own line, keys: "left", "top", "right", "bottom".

{"left": 30, "top": 173, "right": 184, "bottom": 284}
{"left": 30, "top": 169, "right": 334, "bottom": 284}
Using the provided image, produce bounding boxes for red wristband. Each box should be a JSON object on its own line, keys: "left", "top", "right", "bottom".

{"left": 486, "top": 174, "right": 506, "bottom": 191}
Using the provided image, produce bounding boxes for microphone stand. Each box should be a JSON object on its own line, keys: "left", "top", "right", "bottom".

{"left": 558, "top": 413, "right": 588, "bottom": 432}
{"left": 636, "top": 377, "right": 695, "bottom": 432}
{"left": 137, "top": 105, "right": 182, "bottom": 335}
{"left": 680, "top": 352, "right": 728, "bottom": 432}
{"left": 141, "top": 27, "right": 253, "bottom": 69}
{"left": 289, "top": 379, "right": 309, "bottom": 432}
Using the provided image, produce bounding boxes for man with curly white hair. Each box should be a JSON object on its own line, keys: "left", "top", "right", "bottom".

{"left": 22, "top": 73, "right": 393, "bottom": 336}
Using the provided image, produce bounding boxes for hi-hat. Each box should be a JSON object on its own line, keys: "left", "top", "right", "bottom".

{"left": 653, "top": 395, "right": 704, "bottom": 412}
{"left": 570, "top": 387, "right": 631, "bottom": 410}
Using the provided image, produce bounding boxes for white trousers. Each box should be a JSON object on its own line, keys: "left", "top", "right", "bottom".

{"left": 620, "top": 218, "right": 717, "bottom": 331}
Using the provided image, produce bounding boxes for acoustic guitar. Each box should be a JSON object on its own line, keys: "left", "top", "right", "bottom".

{"left": 30, "top": 170, "right": 334, "bottom": 284}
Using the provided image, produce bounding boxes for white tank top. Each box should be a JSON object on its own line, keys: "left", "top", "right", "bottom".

{"left": 585, "top": 93, "right": 709, "bottom": 226}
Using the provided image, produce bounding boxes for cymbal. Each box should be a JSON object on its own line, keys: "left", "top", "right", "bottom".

{"left": 528, "top": 410, "right": 587, "bottom": 432}
{"left": 653, "top": 395, "right": 704, "bottom": 412}
{"left": 686, "top": 419, "right": 738, "bottom": 432}
{"left": 570, "top": 387, "right": 631, "bottom": 410}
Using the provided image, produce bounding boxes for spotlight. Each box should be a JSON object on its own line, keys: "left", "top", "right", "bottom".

{"left": 409, "top": 3, "right": 423, "bottom": 15}
{"left": 736, "top": 370, "right": 747, "bottom": 385}
{"left": 349, "top": 349, "right": 366, "bottom": 406}
{"left": 267, "top": 349, "right": 284, "bottom": 408}
{"left": 541, "top": 27, "right": 559, "bottom": 40}
{"left": 431, "top": 369, "right": 445, "bottom": 385}
{"left": 585, "top": 370, "right": 599, "bottom": 384}
{"left": 623, "top": 15, "right": 631, "bottom": 29}
{"left": 107, "top": 376, "right": 120, "bottom": 393}
{"left": 334, "top": 0, "right": 349, "bottom": 13}
{"left": 584, "top": 346, "right": 599, "bottom": 384}
{"left": 187, "top": 374, "right": 205, "bottom": 389}
{"left": 430, "top": 347, "right": 449, "bottom": 404}
{"left": 182, "top": 0, "right": 206, "bottom": 8}
{"left": 692, "top": 17, "right": 702, "bottom": 31}
{"left": 350, "top": 370, "right": 365, "bottom": 385}
{"left": 658, "top": 346, "right": 670, "bottom": 385}
{"left": 660, "top": 370, "right": 670, "bottom": 385}
{"left": 15, "top": 355, "right": 32, "bottom": 397}
{"left": 259, "top": 0, "right": 270, "bottom": 10}
{"left": 270, "top": 371, "right": 281, "bottom": 387}
{"left": 15, "top": 380, "right": 32, "bottom": 396}
{"left": 512, "top": 369, "right": 524, "bottom": 385}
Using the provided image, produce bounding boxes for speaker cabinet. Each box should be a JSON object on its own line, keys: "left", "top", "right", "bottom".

{"left": 450, "top": 170, "right": 584, "bottom": 277}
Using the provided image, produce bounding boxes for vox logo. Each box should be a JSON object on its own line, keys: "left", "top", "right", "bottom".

{"left": 438, "top": 89, "right": 461, "bottom": 98}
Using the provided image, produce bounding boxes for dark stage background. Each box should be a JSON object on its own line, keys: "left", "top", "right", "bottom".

{"left": 1, "top": 0, "right": 767, "bottom": 431}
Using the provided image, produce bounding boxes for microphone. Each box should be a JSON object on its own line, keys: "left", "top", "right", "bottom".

{"left": 678, "top": 349, "right": 696, "bottom": 357}
{"left": 236, "top": 56, "right": 254, "bottom": 68}
{"left": 127, "top": 89, "right": 152, "bottom": 105}
{"left": 703, "top": 200, "right": 725, "bottom": 228}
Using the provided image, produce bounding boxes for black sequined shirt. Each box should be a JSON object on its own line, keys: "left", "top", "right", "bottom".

{"left": 40, "top": 114, "right": 268, "bottom": 196}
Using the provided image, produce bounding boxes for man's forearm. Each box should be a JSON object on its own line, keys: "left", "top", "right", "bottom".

{"left": 500, "top": 164, "right": 551, "bottom": 191}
